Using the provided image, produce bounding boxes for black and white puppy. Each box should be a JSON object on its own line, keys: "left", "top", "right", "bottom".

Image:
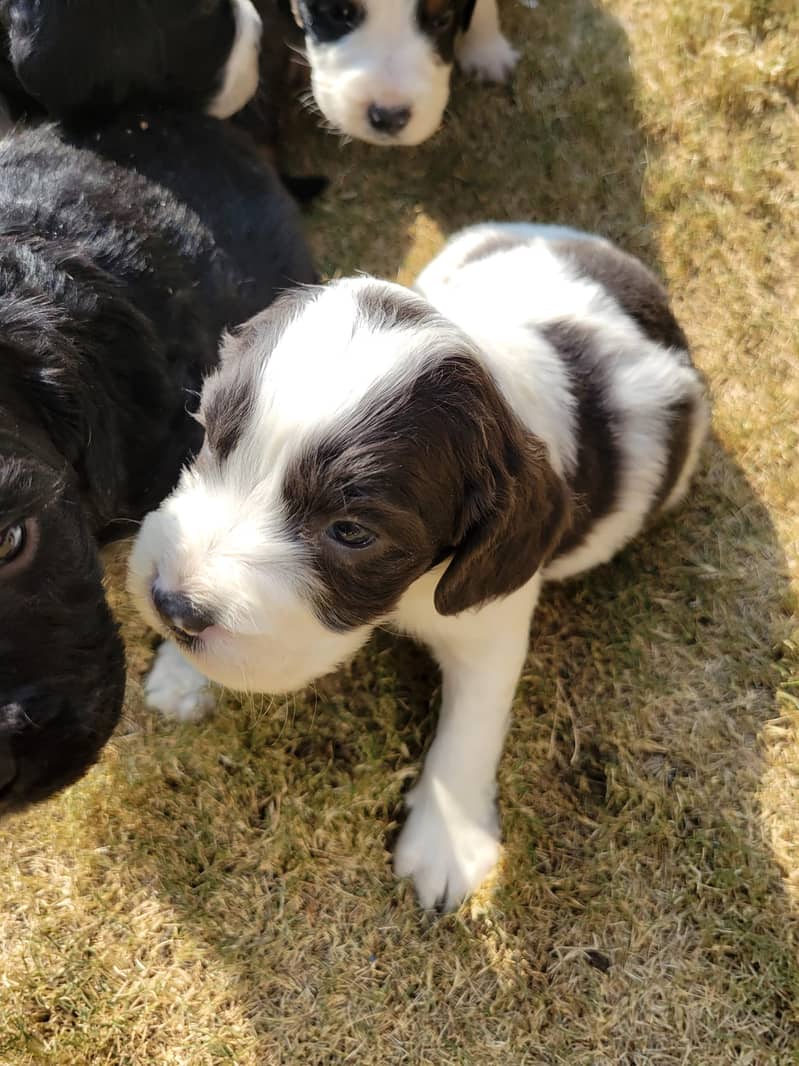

{"left": 286, "top": 0, "right": 519, "bottom": 145}
{"left": 0, "top": 114, "right": 314, "bottom": 815}
{"left": 129, "top": 224, "right": 709, "bottom": 909}
{"left": 0, "top": 0, "right": 263, "bottom": 124}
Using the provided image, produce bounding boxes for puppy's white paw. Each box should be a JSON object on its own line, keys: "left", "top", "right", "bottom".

{"left": 144, "top": 642, "right": 216, "bottom": 723}
{"left": 457, "top": 34, "right": 520, "bottom": 83}
{"left": 393, "top": 776, "right": 500, "bottom": 911}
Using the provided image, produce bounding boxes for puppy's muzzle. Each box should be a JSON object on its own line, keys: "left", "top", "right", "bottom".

{"left": 151, "top": 585, "right": 214, "bottom": 639}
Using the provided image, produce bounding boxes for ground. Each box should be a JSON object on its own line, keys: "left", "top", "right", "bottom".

{"left": 1, "top": 0, "right": 798, "bottom": 1062}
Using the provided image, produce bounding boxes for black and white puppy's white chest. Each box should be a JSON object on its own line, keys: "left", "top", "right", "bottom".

{"left": 286, "top": 0, "right": 518, "bottom": 145}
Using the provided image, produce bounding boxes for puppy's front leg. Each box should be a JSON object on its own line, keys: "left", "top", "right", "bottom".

{"left": 394, "top": 577, "right": 540, "bottom": 910}
{"left": 144, "top": 640, "right": 216, "bottom": 723}
{"left": 457, "top": 0, "right": 520, "bottom": 84}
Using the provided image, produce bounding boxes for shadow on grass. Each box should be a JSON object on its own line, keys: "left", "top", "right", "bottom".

{"left": 54, "top": 0, "right": 799, "bottom": 1059}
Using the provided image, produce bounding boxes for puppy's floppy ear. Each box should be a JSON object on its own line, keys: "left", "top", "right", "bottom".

{"left": 434, "top": 363, "right": 572, "bottom": 616}
{"left": 461, "top": 0, "right": 478, "bottom": 32}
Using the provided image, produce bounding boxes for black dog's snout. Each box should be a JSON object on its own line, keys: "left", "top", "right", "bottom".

{"left": 151, "top": 585, "right": 214, "bottom": 636}
{"left": 367, "top": 103, "right": 411, "bottom": 135}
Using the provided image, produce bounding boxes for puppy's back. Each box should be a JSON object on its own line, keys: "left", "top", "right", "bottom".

{"left": 416, "top": 224, "right": 710, "bottom": 580}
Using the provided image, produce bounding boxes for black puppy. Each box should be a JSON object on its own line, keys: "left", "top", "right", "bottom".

{"left": 0, "top": 113, "right": 315, "bottom": 814}
{"left": 0, "top": 0, "right": 270, "bottom": 124}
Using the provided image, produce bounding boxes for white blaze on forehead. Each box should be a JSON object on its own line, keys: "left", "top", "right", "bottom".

{"left": 239, "top": 279, "right": 453, "bottom": 479}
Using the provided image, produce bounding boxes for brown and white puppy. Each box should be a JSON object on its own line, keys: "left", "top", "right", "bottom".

{"left": 284, "top": 0, "right": 519, "bottom": 145}
{"left": 129, "top": 223, "right": 710, "bottom": 909}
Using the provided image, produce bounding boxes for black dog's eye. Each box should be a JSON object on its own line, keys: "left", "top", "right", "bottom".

{"left": 326, "top": 520, "right": 376, "bottom": 549}
{"left": 0, "top": 522, "right": 25, "bottom": 565}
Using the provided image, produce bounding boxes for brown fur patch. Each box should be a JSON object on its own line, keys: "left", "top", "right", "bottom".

{"left": 554, "top": 239, "right": 690, "bottom": 352}
{"left": 282, "top": 345, "right": 569, "bottom": 628}
{"left": 540, "top": 319, "right": 621, "bottom": 557}
{"left": 651, "top": 398, "right": 697, "bottom": 513}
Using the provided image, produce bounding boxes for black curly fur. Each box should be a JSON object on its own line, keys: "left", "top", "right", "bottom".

{"left": 0, "top": 113, "right": 315, "bottom": 813}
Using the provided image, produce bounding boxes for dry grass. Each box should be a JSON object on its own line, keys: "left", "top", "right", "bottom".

{"left": 2, "top": 0, "right": 798, "bottom": 1062}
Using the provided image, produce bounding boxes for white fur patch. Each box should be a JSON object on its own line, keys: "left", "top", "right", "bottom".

{"left": 457, "top": 34, "right": 519, "bottom": 81}
{"left": 392, "top": 570, "right": 540, "bottom": 908}
{"left": 144, "top": 640, "right": 216, "bottom": 722}
{"left": 456, "top": 0, "right": 520, "bottom": 83}
{"left": 207, "top": 0, "right": 262, "bottom": 119}
{"left": 394, "top": 774, "right": 501, "bottom": 910}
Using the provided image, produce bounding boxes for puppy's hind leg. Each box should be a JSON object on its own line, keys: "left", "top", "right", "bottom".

{"left": 457, "top": 0, "right": 520, "bottom": 84}
{"left": 394, "top": 577, "right": 541, "bottom": 910}
{"left": 144, "top": 640, "right": 216, "bottom": 723}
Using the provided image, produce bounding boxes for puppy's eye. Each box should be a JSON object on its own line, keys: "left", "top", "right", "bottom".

{"left": 0, "top": 522, "right": 26, "bottom": 565}
{"left": 427, "top": 11, "right": 454, "bottom": 31}
{"left": 326, "top": 520, "right": 376, "bottom": 549}
{"left": 326, "top": 2, "right": 358, "bottom": 25}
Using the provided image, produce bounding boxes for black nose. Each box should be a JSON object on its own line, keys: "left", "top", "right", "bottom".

{"left": 151, "top": 585, "right": 214, "bottom": 636}
{"left": 0, "top": 737, "right": 16, "bottom": 796}
{"left": 367, "top": 103, "right": 411, "bottom": 135}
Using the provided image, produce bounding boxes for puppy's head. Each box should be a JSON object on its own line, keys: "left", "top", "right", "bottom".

{"left": 0, "top": 431, "right": 125, "bottom": 816}
{"left": 129, "top": 279, "right": 568, "bottom": 695}
{"left": 291, "top": 0, "right": 476, "bottom": 145}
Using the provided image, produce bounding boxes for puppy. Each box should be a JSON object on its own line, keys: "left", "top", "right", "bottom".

{"left": 0, "top": 0, "right": 263, "bottom": 124}
{"left": 285, "top": 0, "right": 519, "bottom": 145}
{"left": 129, "top": 224, "right": 709, "bottom": 909}
{"left": 0, "top": 113, "right": 315, "bottom": 816}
